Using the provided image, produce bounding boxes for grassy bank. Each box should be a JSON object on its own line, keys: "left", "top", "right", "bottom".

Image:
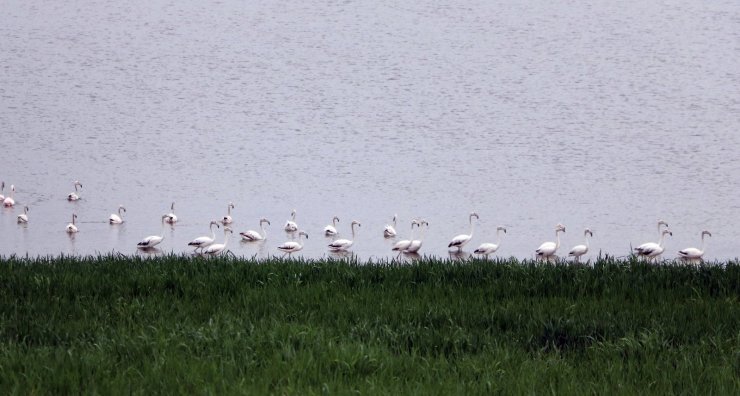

{"left": 0, "top": 255, "right": 739, "bottom": 394}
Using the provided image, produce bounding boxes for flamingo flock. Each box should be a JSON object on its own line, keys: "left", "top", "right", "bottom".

{"left": 0, "top": 180, "right": 717, "bottom": 261}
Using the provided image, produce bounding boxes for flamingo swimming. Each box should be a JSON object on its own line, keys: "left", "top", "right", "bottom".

{"left": 109, "top": 205, "right": 126, "bottom": 224}
{"left": 188, "top": 220, "right": 221, "bottom": 252}
{"left": 3, "top": 184, "right": 16, "bottom": 207}
{"left": 328, "top": 220, "right": 361, "bottom": 251}
{"left": 384, "top": 215, "right": 397, "bottom": 238}
{"left": 448, "top": 212, "right": 479, "bottom": 252}
{"left": 164, "top": 202, "right": 178, "bottom": 224}
{"left": 137, "top": 215, "right": 168, "bottom": 248}
{"left": 222, "top": 202, "right": 235, "bottom": 225}
{"left": 324, "top": 216, "right": 340, "bottom": 237}
{"left": 634, "top": 229, "right": 672, "bottom": 261}
{"left": 17, "top": 206, "right": 29, "bottom": 223}
{"left": 66, "top": 213, "right": 78, "bottom": 233}
{"left": 406, "top": 220, "right": 429, "bottom": 253}
{"left": 278, "top": 231, "right": 308, "bottom": 257}
{"left": 240, "top": 218, "right": 270, "bottom": 242}
{"left": 474, "top": 226, "right": 507, "bottom": 259}
{"left": 67, "top": 181, "right": 83, "bottom": 201}
{"left": 536, "top": 224, "right": 566, "bottom": 260}
{"left": 678, "top": 230, "right": 711, "bottom": 261}
{"left": 203, "top": 227, "right": 233, "bottom": 255}
{"left": 284, "top": 209, "right": 298, "bottom": 232}
{"left": 568, "top": 228, "right": 593, "bottom": 262}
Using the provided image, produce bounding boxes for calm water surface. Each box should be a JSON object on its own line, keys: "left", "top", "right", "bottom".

{"left": 1, "top": 0, "right": 739, "bottom": 261}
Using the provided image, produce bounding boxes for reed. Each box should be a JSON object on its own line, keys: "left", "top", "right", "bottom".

{"left": 0, "top": 254, "right": 738, "bottom": 394}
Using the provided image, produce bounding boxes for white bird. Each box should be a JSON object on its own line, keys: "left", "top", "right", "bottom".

{"left": 109, "top": 205, "right": 126, "bottom": 224}
{"left": 0, "top": 181, "right": 5, "bottom": 201}
{"left": 634, "top": 229, "right": 672, "bottom": 261}
{"left": 328, "top": 220, "right": 361, "bottom": 251}
{"left": 278, "top": 230, "right": 308, "bottom": 257}
{"left": 138, "top": 215, "right": 168, "bottom": 248}
{"left": 65, "top": 213, "right": 78, "bottom": 233}
{"left": 448, "top": 212, "right": 479, "bottom": 252}
{"left": 474, "top": 226, "right": 507, "bottom": 259}
{"left": 67, "top": 181, "right": 83, "bottom": 201}
{"left": 392, "top": 220, "right": 419, "bottom": 255}
{"left": 17, "top": 205, "right": 29, "bottom": 223}
{"left": 164, "top": 202, "right": 178, "bottom": 224}
{"left": 536, "top": 224, "right": 566, "bottom": 260}
{"left": 240, "top": 218, "right": 271, "bottom": 242}
{"left": 635, "top": 220, "right": 669, "bottom": 253}
{"left": 568, "top": 228, "right": 593, "bottom": 262}
{"left": 3, "top": 184, "right": 16, "bottom": 207}
{"left": 324, "top": 216, "right": 340, "bottom": 236}
{"left": 384, "top": 214, "right": 398, "bottom": 238}
{"left": 203, "top": 227, "right": 233, "bottom": 255}
{"left": 188, "top": 220, "right": 221, "bottom": 252}
{"left": 406, "top": 220, "right": 429, "bottom": 253}
{"left": 222, "top": 202, "right": 235, "bottom": 225}
{"left": 678, "top": 230, "right": 711, "bottom": 261}
{"left": 284, "top": 209, "right": 298, "bottom": 232}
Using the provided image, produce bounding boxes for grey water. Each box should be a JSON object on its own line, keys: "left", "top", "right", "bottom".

{"left": 1, "top": 0, "right": 739, "bottom": 261}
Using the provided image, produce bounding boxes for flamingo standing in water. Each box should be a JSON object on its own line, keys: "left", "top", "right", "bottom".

{"left": 203, "top": 227, "right": 233, "bottom": 255}
{"left": 222, "top": 202, "right": 235, "bottom": 225}
{"left": 109, "top": 205, "right": 126, "bottom": 224}
{"left": 328, "top": 220, "right": 361, "bottom": 251}
{"left": 448, "top": 212, "right": 479, "bottom": 252}
{"left": 474, "top": 226, "right": 507, "bottom": 259}
{"left": 67, "top": 181, "right": 83, "bottom": 201}
{"left": 188, "top": 220, "right": 220, "bottom": 252}
{"left": 635, "top": 220, "right": 669, "bottom": 252}
{"left": 66, "top": 213, "right": 79, "bottom": 233}
{"left": 678, "top": 230, "right": 711, "bottom": 261}
{"left": 0, "top": 181, "right": 5, "bottom": 202}
{"left": 324, "top": 216, "right": 340, "bottom": 237}
{"left": 278, "top": 231, "right": 308, "bottom": 257}
{"left": 568, "top": 228, "right": 593, "bottom": 262}
{"left": 284, "top": 209, "right": 298, "bottom": 232}
{"left": 138, "top": 215, "right": 168, "bottom": 248}
{"left": 536, "top": 224, "right": 566, "bottom": 260}
{"left": 240, "top": 218, "right": 270, "bottom": 241}
{"left": 634, "top": 229, "right": 672, "bottom": 261}
{"left": 392, "top": 220, "right": 419, "bottom": 256}
{"left": 17, "top": 206, "right": 29, "bottom": 223}
{"left": 164, "top": 202, "right": 178, "bottom": 224}
{"left": 406, "top": 220, "right": 429, "bottom": 254}
{"left": 3, "top": 185, "right": 16, "bottom": 207}
{"left": 384, "top": 215, "right": 398, "bottom": 238}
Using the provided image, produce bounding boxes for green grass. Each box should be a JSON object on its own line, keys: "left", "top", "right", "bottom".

{"left": 0, "top": 255, "right": 739, "bottom": 394}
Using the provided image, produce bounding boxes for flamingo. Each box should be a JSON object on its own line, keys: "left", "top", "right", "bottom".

{"left": 188, "top": 220, "right": 220, "bottom": 252}
{"left": 678, "top": 230, "right": 711, "bottom": 261}
{"left": 448, "top": 212, "right": 479, "bottom": 252}
{"left": 17, "top": 206, "right": 29, "bottom": 223}
{"left": 240, "top": 218, "right": 270, "bottom": 241}
{"left": 384, "top": 215, "right": 398, "bottom": 238}
{"left": 164, "top": 202, "right": 178, "bottom": 224}
{"left": 328, "top": 220, "right": 361, "bottom": 251}
{"left": 0, "top": 181, "right": 5, "bottom": 201}
{"left": 278, "top": 231, "right": 308, "bottom": 257}
{"left": 284, "top": 209, "right": 298, "bottom": 232}
{"left": 406, "top": 220, "right": 429, "bottom": 253}
{"left": 67, "top": 181, "right": 83, "bottom": 201}
{"left": 635, "top": 220, "right": 669, "bottom": 252}
{"left": 222, "top": 202, "right": 235, "bottom": 225}
{"left": 392, "top": 220, "right": 419, "bottom": 255}
{"left": 634, "top": 229, "right": 672, "bottom": 261}
{"left": 203, "top": 227, "right": 233, "bottom": 255}
{"left": 536, "top": 224, "right": 566, "bottom": 260}
{"left": 66, "top": 213, "right": 78, "bottom": 233}
{"left": 568, "top": 228, "right": 593, "bottom": 262}
{"left": 3, "top": 184, "right": 16, "bottom": 207}
{"left": 474, "top": 226, "right": 507, "bottom": 259}
{"left": 138, "top": 215, "right": 168, "bottom": 248}
{"left": 109, "top": 205, "right": 126, "bottom": 224}
{"left": 324, "top": 216, "right": 340, "bottom": 236}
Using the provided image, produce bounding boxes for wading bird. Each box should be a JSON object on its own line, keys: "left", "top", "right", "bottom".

{"left": 0, "top": 181, "right": 5, "bottom": 201}
{"left": 109, "top": 205, "right": 126, "bottom": 224}
{"left": 448, "top": 212, "right": 479, "bottom": 252}
{"left": 406, "top": 220, "right": 429, "bottom": 254}
{"left": 328, "top": 220, "right": 361, "bottom": 251}
{"left": 536, "top": 224, "right": 566, "bottom": 260}
{"left": 384, "top": 214, "right": 397, "bottom": 238}
{"left": 240, "top": 218, "right": 270, "bottom": 242}
{"left": 678, "top": 230, "right": 711, "bottom": 261}
{"left": 203, "top": 227, "right": 233, "bottom": 255}
{"left": 164, "top": 202, "right": 178, "bottom": 224}
{"left": 284, "top": 209, "right": 298, "bottom": 232}
{"left": 17, "top": 206, "right": 29, "bottom": 223}
{"left": 67, "top": 181, "right": 83, "bottom": 201}
{"left": 3, "top": 184, "right": 16, "bottom": 207}
{"left": 392, "top": 219, "right": 419, "bottom": 256}
{"left": 324, "top": 216, "right": 340, "bottom": 237}
{"left": 474, "top": 226, "right": 507, "bottom": 259}
{"left": 634, "top": 229, "right": 672, "bottom": 261}
{"left": 569, "top": 228, "right": 593, "bottom": 262}
{"left": 188, "top": 220, "right": 220, "bottom": 252}
{"left": 222, "top": 202, "right": 235, "bottom": 225}
{"left": 278, "top": 231, "right": 308, "bottom": 257}
{"left": 138, "top": 215, "right": 168, "bottom": 248}
{"left": 66, "top": 213, "right": 78, "bottom": 233}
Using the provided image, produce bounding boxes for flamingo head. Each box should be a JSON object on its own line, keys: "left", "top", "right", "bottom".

{"left": 497, "top": 226, "right": 507, "bottom": 233}
{"left": 662, "top": 229, "right": 673, "bottom": 237}
{"left": 470, "top": 212, "right": 479, "bottom": 221}
{"left": 585, "top": 228, "right": 593, "bottom": 237}
{"left": 556, "top": 224, "right": 566, "bottom": 233}
{"left": 702, "top": 230, "right": 712, "bottom": 238}
{"left": 658, "top": 220, "right": 668, "bottom": 228}
{"left": 260, "top": 218, "right": 271, "bottom": 226}
{"left": 299, "top": 231, "right": 308, "bottom": 239}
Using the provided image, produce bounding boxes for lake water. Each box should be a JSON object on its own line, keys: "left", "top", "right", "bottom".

{"left": 1, "top": 0, "right": 739, "bottom": 261}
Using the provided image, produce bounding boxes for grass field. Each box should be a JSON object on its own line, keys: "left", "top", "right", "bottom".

{"left": 0, "top": 255, "right": 738, "bottom": 394}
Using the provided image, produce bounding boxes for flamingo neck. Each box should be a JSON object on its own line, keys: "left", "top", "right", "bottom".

{"left": 496, "top": 229, "right": 502, "bottom": 246}
{"left": 210, "top": 224, "right": 216, "bottom": 240}
{"left": 468, "top": 217, "right": 475, "bottom": 238}
{"left": 658, "top": 233, "right": 666, "bottom": 248}
{"left": 700, "top": 234, "right": 706, "bottom": 254}
{"left": 585, "top": 233, "right": 590, "bottom": 249}
{"left": 417, "top": 225, "right": 426, "bottom": 241}
{"left": 555, "top": 230, "right": 561, "bottom": 249}
{"left": 351, "top": 224, "right": 357, "bottom": 240}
